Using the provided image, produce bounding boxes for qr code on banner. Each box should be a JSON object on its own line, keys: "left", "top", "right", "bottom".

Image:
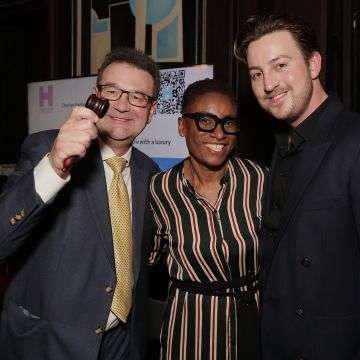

{"left": 157, "top": 69, "right": 186, "bottom": 114}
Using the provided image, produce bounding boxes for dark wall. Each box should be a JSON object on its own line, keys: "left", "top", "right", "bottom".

{"left": 0, "top": 0, "right": 71, "bottom": 164}
{"left": 326, "top": 0, "right": 360, "bottom": 111}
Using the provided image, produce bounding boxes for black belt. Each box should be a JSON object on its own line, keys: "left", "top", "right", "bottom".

{"left": 170, "top": 273, "right": 259, "bottom": 297}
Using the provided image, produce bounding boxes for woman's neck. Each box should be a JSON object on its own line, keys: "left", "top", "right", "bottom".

{"left": 183, "top": 157, "right": 228, "bottom": 206}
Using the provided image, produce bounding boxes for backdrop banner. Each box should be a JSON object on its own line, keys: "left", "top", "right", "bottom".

{"left": 28, "top": 65, "right": 213, "bottom": 170}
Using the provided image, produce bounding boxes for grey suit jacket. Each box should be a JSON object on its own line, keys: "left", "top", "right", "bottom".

{"left": 0, "top": 130, "right": 159, "bottom": 360}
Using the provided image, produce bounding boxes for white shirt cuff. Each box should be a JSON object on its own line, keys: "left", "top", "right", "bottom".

{"left": 34, "top": 154, "right": 70, "bottom": 203}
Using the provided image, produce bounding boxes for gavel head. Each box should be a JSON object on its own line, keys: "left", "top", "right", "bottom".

{"left": 85, "top": 94, "right": 110, "bottom": 118}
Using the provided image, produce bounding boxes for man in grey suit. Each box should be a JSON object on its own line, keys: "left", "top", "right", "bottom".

{"left": 0, "top": 47, "right": 160, "bottom": 359}
{"left": 235, "top": 13, "right": 360, "bottom": 359}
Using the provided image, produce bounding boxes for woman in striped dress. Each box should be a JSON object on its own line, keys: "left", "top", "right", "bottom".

{"left": 149, "top": 79, "right": 267, "bottom": 359}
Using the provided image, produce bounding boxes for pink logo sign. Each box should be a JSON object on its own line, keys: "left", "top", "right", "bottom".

{"left": 39, "top": 85, "right": 53, "bottom": 107}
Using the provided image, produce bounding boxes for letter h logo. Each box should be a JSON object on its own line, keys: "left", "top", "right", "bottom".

{"left": 39, "top": 85, "right": 53, "bottom": 107}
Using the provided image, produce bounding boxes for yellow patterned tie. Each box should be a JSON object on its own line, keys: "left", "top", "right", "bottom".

{"left": 105, "top": 156, "right": 133, "bottom": 323}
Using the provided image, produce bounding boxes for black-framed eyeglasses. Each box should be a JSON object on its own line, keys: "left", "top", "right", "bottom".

{"left": 97, "top": 84, "right": 155, "bottom": 108}
{"left": 182, "top": 112, "right": 240, "bottom": 135}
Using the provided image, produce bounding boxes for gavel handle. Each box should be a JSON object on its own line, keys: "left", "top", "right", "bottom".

{"left": 62, "top": 156, "right": 78, "bottom": 172}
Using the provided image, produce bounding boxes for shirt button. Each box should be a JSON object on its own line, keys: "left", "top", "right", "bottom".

{"left": 301, "top": 257, "right": 312, "bottom": 267}
{"left": 105, "top": 286, "right": 113, "bottom": 293}
{"left": 296, "top": 308, "right": 304, "bottom": 318}
{"left": 95, "top": 326, "right": 104, "bottom": 335}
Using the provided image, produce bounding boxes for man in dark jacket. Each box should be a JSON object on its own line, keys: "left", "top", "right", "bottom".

{"left": 235, "top": 13, "right": 360, "bottom": 359}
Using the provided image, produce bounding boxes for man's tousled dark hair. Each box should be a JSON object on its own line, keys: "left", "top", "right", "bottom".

{"left": 234, "top": 13, "right": 320, "bottom": 64}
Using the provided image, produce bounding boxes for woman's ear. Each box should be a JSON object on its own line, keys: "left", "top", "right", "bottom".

{"left": 178, "top": 116, "right": 186, "bottom": 137}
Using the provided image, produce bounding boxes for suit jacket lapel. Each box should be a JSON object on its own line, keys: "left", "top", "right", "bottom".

{"left": 75, "top": 142, "right": 115, "bottom": 269}
{"left": 75, "top": 145, "right": 153, "bottom": 282}
{"left": 271, "top": 96, "right": 344, "bottom": 251}
{"left": 265, "top": 147, "right": 279, "bottom": 215}
{"left": 130, "top": 148, "right": 148, "bottom": 284}
{"left": 274, "top": 141, "right": 331, "bottom": 249}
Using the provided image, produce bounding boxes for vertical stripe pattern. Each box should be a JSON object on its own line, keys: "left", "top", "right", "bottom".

{"left": 150, "top": 157, "right": 267, "bottom": 359}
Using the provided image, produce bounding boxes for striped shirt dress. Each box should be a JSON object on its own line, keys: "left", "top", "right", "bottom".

{"left": 149, "top": 157, "right": 267, "bottom": 359}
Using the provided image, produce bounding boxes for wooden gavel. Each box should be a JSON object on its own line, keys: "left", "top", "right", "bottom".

{"left": 62, "top": 94, "right": 110, "bottom": 171}
{"left": 84, "top": 94, "right": 109, "bottom": 118}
